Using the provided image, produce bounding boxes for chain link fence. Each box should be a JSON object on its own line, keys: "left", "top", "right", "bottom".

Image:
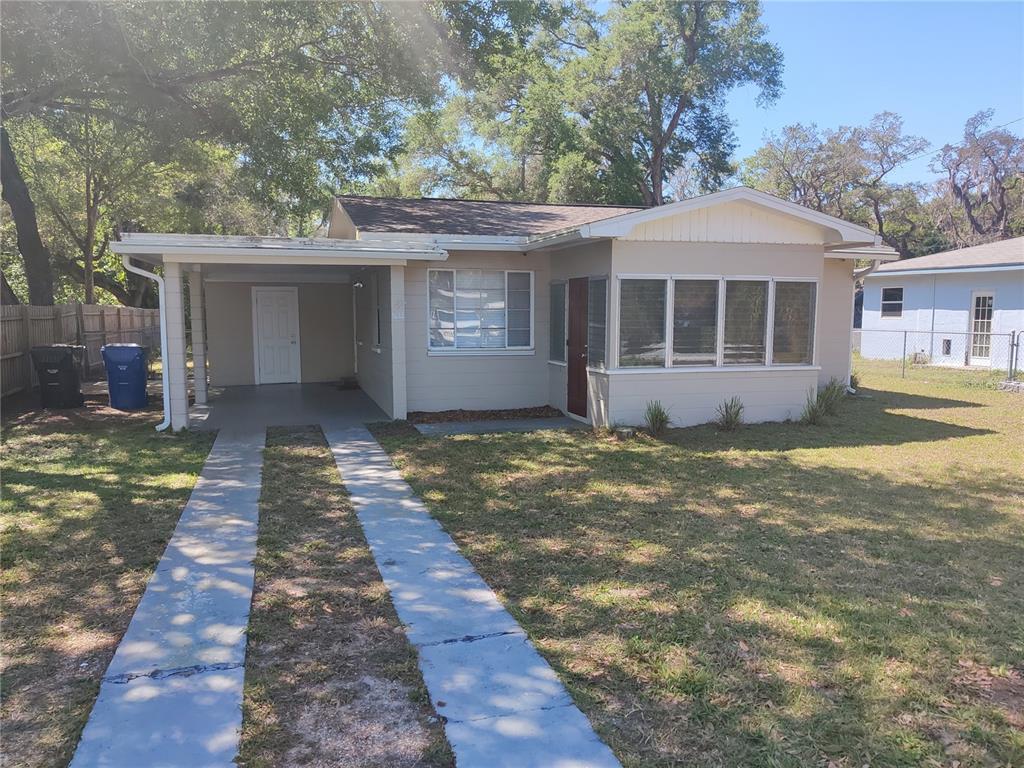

{"left": 852, "top": 328, "right": 1021, "bottom": 382}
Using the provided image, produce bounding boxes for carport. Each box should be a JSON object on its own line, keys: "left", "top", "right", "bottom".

{"left": 110, "top": 234, "right": 447, "bottom": 430}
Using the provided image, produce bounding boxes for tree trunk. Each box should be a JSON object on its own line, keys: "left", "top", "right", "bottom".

{"left": 1, "top": 268, "right": 22, "bottom": 305}
{"left": 0, "top": 125, "right": 55, "bottom": 305}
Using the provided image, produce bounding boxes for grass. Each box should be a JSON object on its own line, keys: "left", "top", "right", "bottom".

{"left": 0, "top": 400, "right": 214, "bottom": 768}
{"left": 375, "top": 361, "right": 1024, "bottom": 767}
{"left": 238, "top": 426, "right": 452, "bottom": 768}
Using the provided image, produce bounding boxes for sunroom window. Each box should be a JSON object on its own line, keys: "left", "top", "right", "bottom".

{"left": 549, "top": 282, "right": 566, "bottom": 362}
{"left": 723, "top": 280, "right": 768, "bottom": 365}
{"left": 772, "top": 281, "right": 816, "bottom": 364}
{"left": 588, "top": 277, "right": 607, "bottom": 367}
{"left": 672, "top": 280, "right": 718, "bottom": 366}
{"left": 428, "top": 269, "right": 532, "bottom": 350}
{"left": 618, "top": 279, "right": 666, "bottom": 367}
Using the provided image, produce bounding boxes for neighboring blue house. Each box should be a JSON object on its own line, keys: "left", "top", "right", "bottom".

{"left": 861, "top": 237, "right": 1024, "bottom": 369}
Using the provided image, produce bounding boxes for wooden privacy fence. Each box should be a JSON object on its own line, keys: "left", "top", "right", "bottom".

{"left": 1, "top": 303, "right": 160, "bottom": 398}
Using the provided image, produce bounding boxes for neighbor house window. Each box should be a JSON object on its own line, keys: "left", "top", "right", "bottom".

{"left": 881, "top": 287, "right": 903, "bottom": 318}
{"left": 772, "top": 281, "right": 816, "bottom": 365}
{"left": 549, "top": 282, "right": 566, "bottom": 362}
{"left": 723, "top": 280, "right": 768, "bottom": 365}
{"left": 588, "top": 277, "right": 607, "bottom": 367}
{"left": 619, "top": 279, "right": 667, "bottom": 367}
{"left": 672, "top": 280, "right": 718, "bottom": 366}
{"left": 428, "top": 269, "right": 533, "bottom": 350}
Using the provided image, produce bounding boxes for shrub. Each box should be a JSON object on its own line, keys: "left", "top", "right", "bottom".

{"left": 818, "top": 377, "right": 847, "bottom": 415}
{"left": 715, "top": 396, "right": 744, "bottom": 431}
{"left": 801, "top": 389, "right": 826, "bottom": 425}
{"left": 643, "top": 400, "right": 671, "bottom": 436}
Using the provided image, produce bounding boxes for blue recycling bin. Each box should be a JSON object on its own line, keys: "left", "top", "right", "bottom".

{"left": 101, "top": 343, "right": 149, "bottom": 410}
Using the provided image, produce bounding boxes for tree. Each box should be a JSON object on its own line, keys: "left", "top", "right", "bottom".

{"left": 384, "top": 0, "right": 782, "bottom": 205}
{"left": 1, "top": 0, "right": 538, "bottom": 303}
{"left": 742, "top": 112, "right": 942, "bottom": 256}
{"left": 931, "top": 110, "right": 1024, "bottom": 246}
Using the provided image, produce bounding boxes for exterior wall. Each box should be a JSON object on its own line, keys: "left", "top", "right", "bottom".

{"left": 353, "top": 266, "right": 395, "bottom": 416}
{"left": 861, "top": 269, "right": 1023, "bottom": 367}
{"left": 403, "top": 250, "right": 552, "bottom": 412}
{"left": 204, "top": 281, "right": 354, "bottom": 386}
{"left": 817, "top": 258, "right": 856, "bottom": 385}
{"left": 604, "top": 368, "right": 818, "bottom": 427}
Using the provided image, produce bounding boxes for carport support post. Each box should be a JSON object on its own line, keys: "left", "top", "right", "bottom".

{"left": 188, "top": 268, "right": 208, "bottom": 405}
{"left": 389, "top": 265, "right": 407, "bottom": 420}
{"left": 163, "top": 261, "right": 190, "bottom": 430}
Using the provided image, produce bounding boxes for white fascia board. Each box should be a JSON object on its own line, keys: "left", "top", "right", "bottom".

{"left": 827, "top": 244, "right": 900, "bottom": 261}
{"left": 864, "top": 264, "right": 1024, "bottom": 278}
{"left": 111, "top": 235, "right": 446, "bottom": 263}
{"left": 578, "top": 186, "right": 878, "bottom": 244}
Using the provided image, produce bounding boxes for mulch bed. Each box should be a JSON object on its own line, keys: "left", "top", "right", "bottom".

{"left": 407, "top": 405, "right": 563, "bottom": 424}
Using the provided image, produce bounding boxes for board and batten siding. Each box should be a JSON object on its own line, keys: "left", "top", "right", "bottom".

{"left": 204, "top": 281, "right": 353, "bottom": 387}
{"left": 622, "top": 200, "right": 830, "bottom": 245}
{"left": 403, "top": 250, "right": 552, "bottom": 412}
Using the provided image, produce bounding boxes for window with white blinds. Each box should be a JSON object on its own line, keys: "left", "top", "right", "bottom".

{"left": 428, "top": 269, "right": 533, "bottom": 350}
{"left": 772, "top": 281, "right": 816, "bottom": 364}
{"left": 615, "top": 275, "right": 817, "bottom": 368}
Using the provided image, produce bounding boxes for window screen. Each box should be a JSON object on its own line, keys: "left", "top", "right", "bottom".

{"left": 723, "top": 280, "right": 767, "bottom": 364}
{"left": 673, "top": 280, "right": 718, "bottom": 366}
{"left": 619, "top": 279, "right": 667, "bottom": 367}
{"left": 772, "top": 281, "right": 816, "bottom": 364}
{"left": 588, "top": 278, "right": 607, "bottom": 367}
{"left": 549, "top": 282, "right": 566, "bottom": 362}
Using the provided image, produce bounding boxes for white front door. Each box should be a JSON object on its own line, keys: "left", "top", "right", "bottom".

{"left": 253, "top": 287, "right": 300, "bottom": 384}
{"left": 969, "top": 292, "right": 994, "bottom": 366}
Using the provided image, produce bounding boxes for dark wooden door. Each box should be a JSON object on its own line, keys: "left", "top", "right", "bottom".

{"left": 567, "top": 278, "right": 589, "bottom": 418}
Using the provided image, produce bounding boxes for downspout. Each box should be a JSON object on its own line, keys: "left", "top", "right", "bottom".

{"left": 122, "top": 254, "right": 171, "bottom": 431}
{"left": 849, "top": 260, "right": 882, "bottom": 393}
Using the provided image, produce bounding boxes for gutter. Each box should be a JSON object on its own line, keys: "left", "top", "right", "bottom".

{"left": 853, "top": 260, "right": 882, "bottom": 280}
{"left": 121, "top": 255, "right": 171, "bottom": 431}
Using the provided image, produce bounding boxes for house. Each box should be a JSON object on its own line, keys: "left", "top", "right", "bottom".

{"left": 110, "top": 187, "right": 897, "bottom": 431}
{"left": 860, "top": 237, "right": 1024, "bottom": 369}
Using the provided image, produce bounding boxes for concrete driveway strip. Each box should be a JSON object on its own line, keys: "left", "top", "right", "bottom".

{"left": 71, "top": 427, "right": 265, "bottom": 768}
{"left": 324, "top": 425, "right": 621, "bottom": 768}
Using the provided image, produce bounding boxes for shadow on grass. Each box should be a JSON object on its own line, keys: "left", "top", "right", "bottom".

{"left": 374, "top": 391, "right": 1023, "bottom": 767}
{"left": 0, "top": 408, "right": 213, "bottom": 768}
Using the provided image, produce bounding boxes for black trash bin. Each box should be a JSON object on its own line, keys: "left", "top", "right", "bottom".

{"left": 101, "top": 343, "right": 149, "bottom": 410}
{"left": 30, "top": 345, "right": 85, "bottom": 408}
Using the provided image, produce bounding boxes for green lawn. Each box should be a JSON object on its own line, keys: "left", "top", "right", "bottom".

{"left": 0, "top": 403, "right": 213, "bottom": 768}
{"left": 375, "top": 362, "right": 1024, "bottom": 767}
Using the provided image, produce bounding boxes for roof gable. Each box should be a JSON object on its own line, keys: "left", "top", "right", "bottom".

{"left": 579, "top": 187, "right": 879, "bottom": 246}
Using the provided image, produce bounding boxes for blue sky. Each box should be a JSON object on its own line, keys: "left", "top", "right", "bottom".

{"left": 725, "top": 1, "right": 1024, "bottom": 183}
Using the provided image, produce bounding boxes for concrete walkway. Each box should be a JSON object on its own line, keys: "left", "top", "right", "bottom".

{"left": 71, "top": 427, "right": 265, "bottom": 768}
{"left": 414, "top": 416, "right": 587, "bottom": 437}
{"left": 324, "top": 424, "right": 620, "bottom": 768}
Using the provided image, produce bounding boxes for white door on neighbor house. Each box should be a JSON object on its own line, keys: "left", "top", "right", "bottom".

{"left": 969, "top": 292, "right": 994, "bottom": 366}
{"left": 253, "top": 287, "right": 300, "bottom": 384}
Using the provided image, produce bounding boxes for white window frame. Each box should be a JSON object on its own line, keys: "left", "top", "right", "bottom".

{"left": 548, "top": 280, "right": 568, "bottom": 366}
{"left": 427, "top": 268, "right": 535, "bottom": 355}
{"left": 880, "top": 286, "right": 904, "bottom": 318}
{"left": 612, "top": 273, "right": 820, "bottom": 373}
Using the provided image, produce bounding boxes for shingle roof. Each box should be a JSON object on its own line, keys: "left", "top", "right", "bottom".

{"left": 873, "top": 237, "right": 1024, "bottom": 272}
{"left": 336, "top": 195, "right": 646, "bottom": 237}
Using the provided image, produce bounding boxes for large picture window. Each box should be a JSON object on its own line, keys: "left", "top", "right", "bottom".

{"left": 549, "top": 282, "right": 566, "bottom": 362}
{"left": 613, "top": 275, "right": 817, "bottom": 369}
{"left": 723, "top": 280, "right": 768, "bottom": 365}
{"left": 673, "top": 280, "right": 718, "bottom": 366}
{"left": 773, "top": 281, "right": 816, "bottom": 364}
{"left": 428, "top": 269, "right": 533, "bottom": 350}
{"left": 588, "top": 278, "right": 607, "bottom": 368}
{"left": 619, "top": 279, "right": 667, "bottom": 367}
